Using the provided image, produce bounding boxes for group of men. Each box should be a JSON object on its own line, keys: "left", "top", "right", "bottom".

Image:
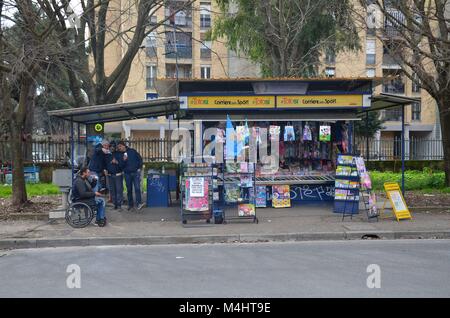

{"left": 72, "top": 140, "right": 144, "bottom": 227}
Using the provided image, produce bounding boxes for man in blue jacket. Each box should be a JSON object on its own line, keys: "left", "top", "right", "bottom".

{"left": 88, "top": 140, "right": 109, "bottom": 192}
{"left": 117, "top": 141, "right": 144, "bottom": 210}
{"left": 104, "top": 141, "right": 125, "bottom": 210}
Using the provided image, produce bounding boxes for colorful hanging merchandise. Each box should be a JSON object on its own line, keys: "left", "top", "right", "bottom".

{"left": 216, "top": 128, "right": 225, "bottom": 143}
{"left": 284, "top": 125, "right": 295, "bottom": 142}
{"left": 253, "top": 127, "right": 262, "bottom": 145}
{"left": 319, "top": 125, "right": 331, "bottom": 142}
{"left": 225, "top": 115, "right": 236, "bottom": 160}
{"left": 303, "top": 123, "right": 312, "bottom": 141}
{"left": 269, "top": 125, "right": 280, "bottom": 141}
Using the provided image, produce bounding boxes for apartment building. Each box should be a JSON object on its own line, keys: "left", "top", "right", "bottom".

{"left": 105, "top": 0, "right": 441, "bottom": 160}
{"left": 320, "top": 0, "right": 441, "bottom": 159}
{"left": 105, "top": 0, "right": 259, "bottom": 139}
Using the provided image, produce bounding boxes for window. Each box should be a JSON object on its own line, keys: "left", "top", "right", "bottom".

{"left": 200, "top": 40, "right": 212, "bottom": 59}
{"left": 325, "top": 50, "right": 335, "bottom": 64}
{"left": 166, "top": 64, "right": 192, "bottom": 79}
{"left": 325, "top": 67, "right": 335, "bottom": 78}
{"left": 146, "top": 65, "right": 157, "bottom": 89}
{"left": 412, "top": 73, "right": 421, "bottom": 93}
{"left": 411, "top": 101, "right": 421, "bottom": 120}
{"left": 366, "top": 39, "right": 376, "bottom": 65}
{"left": 383, "top": 106, "right": 402, "bottom": 121}
{"left": 201, "top": 65, "right": 211, "bottom": 79}
{"left": 165, "top": 32, "right": 192, "bottom": 59}
{"left": 165, "top": 1, "right": 192, "bottom": 27}
{"left": 200, "top": 3, "right": 211, "bottom": 28}
{"left": 366, "top": 68, "right": 376, "bottom": 78}
{"left": 146, "top": 32, "right": 157, "bottom": 58}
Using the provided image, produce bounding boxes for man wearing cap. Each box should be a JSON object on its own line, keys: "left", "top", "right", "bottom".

{"left": 88, "top": 139, "right": 110, "bottom": 193}
{"left": 104, "top": 141, "right": 125, "bottom": 210}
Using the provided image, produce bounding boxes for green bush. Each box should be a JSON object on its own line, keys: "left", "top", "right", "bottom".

{"left": 369, "top": 170, "right": 446, "bottom": 191}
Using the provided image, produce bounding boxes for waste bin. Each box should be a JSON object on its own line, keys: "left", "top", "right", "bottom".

{"left": 146, "top": 172, "right": 169, "bottom": 207}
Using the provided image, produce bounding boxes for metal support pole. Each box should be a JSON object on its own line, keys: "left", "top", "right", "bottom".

{"left": 173, "top": 24, "right": 179, "bottom": 96}
{"left": 366, "top": 111, "right": 369, "bottom": 161}
{"left": 401, "top": 104, "right": 405, "bottom": 195}
{"left": 348, "top": 121, "right": 353, "bottom": 154}
{"left": 70, "top": 117, "right": 74, "bottom": 181}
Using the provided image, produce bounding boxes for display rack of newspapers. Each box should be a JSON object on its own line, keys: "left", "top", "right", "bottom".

{"left": 334, "top": 154, "right": 360, "bottom": 219}
{"left": 355, "top": 156, "right": 379, "bottom": 222}
{"left": 222, "top": 161, "right": 258, "bottom": 224}
{"left": 180, "top": 162, "right": 214, "bottom": 224}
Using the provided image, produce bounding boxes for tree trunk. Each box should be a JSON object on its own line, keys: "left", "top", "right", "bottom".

{"left": 439, "top": 105, "right": 450, "bottom": 187}
{"left": 10, "top": 124, "right": 27, "bottom": 206}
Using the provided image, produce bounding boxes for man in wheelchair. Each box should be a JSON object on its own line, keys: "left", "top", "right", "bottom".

{"left": 72, "top": 166, "right": 107, "bottom": 227}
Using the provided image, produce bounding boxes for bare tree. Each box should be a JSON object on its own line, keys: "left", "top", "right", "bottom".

{"left": 356, "top": 0, "right": 450, "bottom": 186}
{"left": 0, "top": 0, "right": 62, "bottom": 206}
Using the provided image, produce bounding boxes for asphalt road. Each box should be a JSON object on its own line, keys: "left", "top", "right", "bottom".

{"left": 1, "top": 240, "right": 450, "bottom": 298}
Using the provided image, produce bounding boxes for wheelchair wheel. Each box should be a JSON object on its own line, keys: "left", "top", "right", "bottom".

{"left": 66, "top": 202, "right": 94, "bottom": 228}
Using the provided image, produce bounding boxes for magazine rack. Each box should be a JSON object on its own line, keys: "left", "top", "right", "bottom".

{"left": 334, "top": 154, "right": 360, "bottom": 220}
{"left": 221, "top": 161, "right": 258, "bottom": 224}
{"left": 180, "top": 162, "right": 213, "bottom": 224}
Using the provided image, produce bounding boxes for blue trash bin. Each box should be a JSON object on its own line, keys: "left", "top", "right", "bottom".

{"left": 147, "top": 173, "right": 169, "bottom": 207}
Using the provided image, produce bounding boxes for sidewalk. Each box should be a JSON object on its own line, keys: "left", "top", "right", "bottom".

{"left": 1, "top": 203, "right": 450, "bottom": 250}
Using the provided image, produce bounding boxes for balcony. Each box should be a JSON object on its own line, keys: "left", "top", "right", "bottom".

{"left": 165, "top": 44, "right": 192, "bottom": 59}
{"left": 166, "top": 64, "right": 192, "bottom": 79}
{"left": 383, "top": 79, "right": 405, "bottom": 94}
{"left": 382, "top": 53, "right": 401, "bottom": 68}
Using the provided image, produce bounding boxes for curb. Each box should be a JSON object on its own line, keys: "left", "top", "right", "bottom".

{"left": 1, "top": 230, "right": 450, "bottom": 250}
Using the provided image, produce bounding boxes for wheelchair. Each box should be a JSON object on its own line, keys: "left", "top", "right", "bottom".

{"left": 65, "top": 201, "right": 98, "bottom": 228}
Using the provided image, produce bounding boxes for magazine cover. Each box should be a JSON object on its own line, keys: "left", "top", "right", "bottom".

{"left": 238, "top": 204, "right": 255, "bottom": 217}
{"left": 224, "top": 183, "right": 240, "bottom": 203}
{"left": 272, "top": 185, "right": 291, "bottom": 208}
{"left": 240, "top": 175, "right": 252, "bottom": 187}
{"left": 255, "top": 186, "right": 267, "bottom": 207}
{"left": 185, "top": 178, "right": 209, "bottom": 211}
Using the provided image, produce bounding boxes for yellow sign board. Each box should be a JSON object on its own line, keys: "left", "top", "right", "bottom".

{"left": 382, "top": 182, "right": 412, "bottom": 221}
{"left": 188, "top": 96, "right": 275, "bottom": 109}
{"left": 277, "top": 95, "right": 363, "bottom": 108}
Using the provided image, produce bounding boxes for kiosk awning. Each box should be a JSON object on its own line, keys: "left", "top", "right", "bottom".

{"left": 47, "top": 97, "right": 179, "bottom": 124}
{"left": 365, "top": 93, "right": 421, "bottom": 112}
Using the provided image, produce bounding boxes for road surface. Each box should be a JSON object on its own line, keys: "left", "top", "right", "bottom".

{"left": 1, "top": 240, "right": 450, "bottom": 297}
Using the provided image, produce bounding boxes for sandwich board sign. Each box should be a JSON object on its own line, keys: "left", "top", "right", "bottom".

{"left": 382, "top": 182, "right": 412, "bottom": 221}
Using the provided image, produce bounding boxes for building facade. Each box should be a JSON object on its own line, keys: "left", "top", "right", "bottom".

{"left": 105, "top": 0, "right": 441, "bottom": 161}
{"left": 320, "top": 0, "right": 442, "bottom": 159}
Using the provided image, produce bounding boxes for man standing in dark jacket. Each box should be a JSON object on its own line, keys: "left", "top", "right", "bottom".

{"left": 88, "top": 140, "right": 109, "bottom": 192}
{"left": 72, "top": 167, "right": 106, "bottom": 227}
{"left": 117, "top": 141, "right": 144, "bottom": 210}
{"left": 105, "top": 141, "right": 125, "bottom": 210}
